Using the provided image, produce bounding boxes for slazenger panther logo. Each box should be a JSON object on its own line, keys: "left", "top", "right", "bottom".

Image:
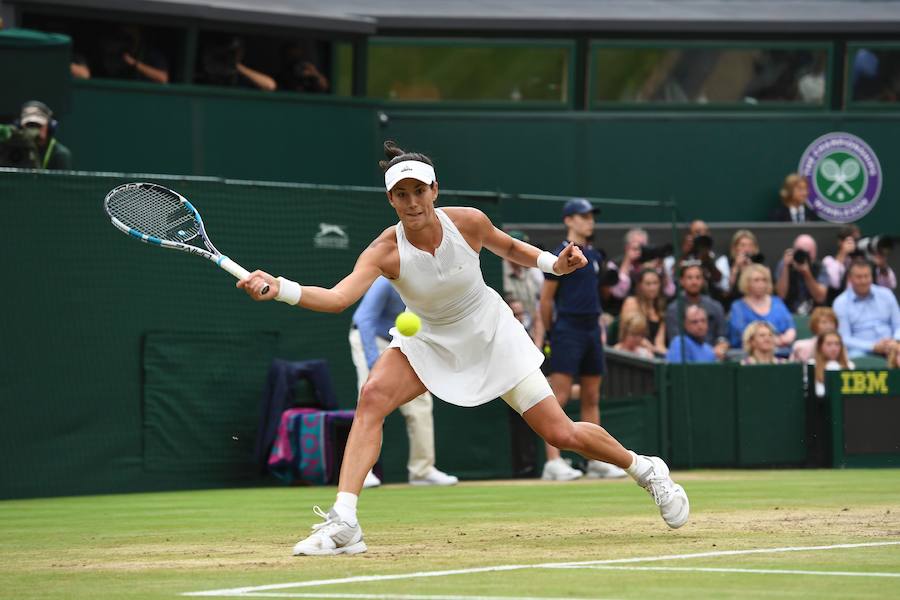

{"left": 314, "top": 223, "right": 349, "bottom": 249}
{"left": 798, "top": 132, "right": 882, "bottom": 223}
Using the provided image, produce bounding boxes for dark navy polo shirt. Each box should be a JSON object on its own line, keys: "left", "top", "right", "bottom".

{"left": 546, "top": 241, "right": 603, "bottom": 318}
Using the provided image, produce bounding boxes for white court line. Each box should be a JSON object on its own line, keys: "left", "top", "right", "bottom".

{"left": 202, "top": 594, "right": 619, "bottom": 599}
{"left": 548, "top": 565, "right": 900, "bottom": 578}
{"left": 183, "top": 540, "right": 900, "bottom": 597}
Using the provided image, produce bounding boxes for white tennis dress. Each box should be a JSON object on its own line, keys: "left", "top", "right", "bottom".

{"left": 387, "top": 208, "right": 544, "bottom": 407}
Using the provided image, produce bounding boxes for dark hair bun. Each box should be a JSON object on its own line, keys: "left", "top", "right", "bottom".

{"left": 378, "top": 139, "right": 435, "bottom": 172}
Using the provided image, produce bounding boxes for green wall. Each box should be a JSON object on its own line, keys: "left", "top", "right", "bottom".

{"left": 380, "top": 110, "right": 900, "bottom": 232}
{"left": 0, "top": 171, "right": 504, "bottom": 499}
{"left": 59, "top": 81, "right": 900, "bottom": 234}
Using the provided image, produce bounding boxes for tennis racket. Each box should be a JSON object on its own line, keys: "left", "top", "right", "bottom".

{"left": 103, "top": 182, "right": 268, "bottom": 294}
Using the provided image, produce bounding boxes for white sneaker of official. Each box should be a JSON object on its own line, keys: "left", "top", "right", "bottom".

{"left": 633, "top": 456, "right": 690, "bottom": 529}
{"left": 409, "top": 466, "right": 459, "bottom": 486}
{"left": 585, "top": 460, "right": 628, "bottom": 479}
{"left": 363, "top": 470, "right": 382, "bottom": 489}
{"left": 293, "top": 506, "right": 367, "bottom": 556}
{"left": 541, "top": 457, "right": 584, "bottom": 481}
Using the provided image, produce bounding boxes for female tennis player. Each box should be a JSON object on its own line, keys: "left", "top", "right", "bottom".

{"left": 237, "top": 141, "right": 689, "bottom": 555}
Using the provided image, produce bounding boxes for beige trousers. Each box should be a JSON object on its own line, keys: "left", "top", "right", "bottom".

{"left": 348, "top": 328, "right": 435, "bottom": 478}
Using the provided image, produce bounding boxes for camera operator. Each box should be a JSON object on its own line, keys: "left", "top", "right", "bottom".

{"left": 198, "top": 37, "right": 277, "bottom": 92}
{"left": 278, "top": 42, "right": 330, "bottom": 93}
{"left": 99, "top": 26, "right": 169, "bottom": 84}
{"left": 856, "top": 235, "right": 896, "bottom": 290}
{"left": 664, "top": 220, "right": 723, "bottom": 302}
{"left": 775, "top": 234, "right": 828, "bottom": 315}
{"left": 0, "top": 101, "right": 72, "bottom": 170}
{"left": 822, "top": 225, "right": 861, "bottom": 299}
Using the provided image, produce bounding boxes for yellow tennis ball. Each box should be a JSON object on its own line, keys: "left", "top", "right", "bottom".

{"left": 395, "top": 311, "right": 421, "bottom": 337}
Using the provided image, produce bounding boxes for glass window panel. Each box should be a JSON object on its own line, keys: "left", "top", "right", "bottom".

{"left": 592, "top": 46, "right": 829, "bottom": 106}
{"left": 334, "top": 42, "right": 353, "bottom": 97}
{"left": 849, "top": 47, "right": 900, "bottom": 104}
{"left": 367, "top": 40, "right": 570, "bottom": 103}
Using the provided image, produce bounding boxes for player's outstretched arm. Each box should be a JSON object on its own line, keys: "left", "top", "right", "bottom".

{"left": 237, "top": 235, "right": 390, "bottom": 313}
{"left": 475, "top": 209, "right": 587, "bottom": 274}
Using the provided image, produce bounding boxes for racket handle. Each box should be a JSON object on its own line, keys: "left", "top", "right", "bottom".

{"left": 218, "top": 256, "right": 270, "bottom": 295}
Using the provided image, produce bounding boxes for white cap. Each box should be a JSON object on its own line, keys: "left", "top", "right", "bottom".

{"left": 384, "top": 160, "right": 436, "bottom": 191}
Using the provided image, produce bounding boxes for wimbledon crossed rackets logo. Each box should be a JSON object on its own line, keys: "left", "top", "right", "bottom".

{"left": 798, "top": 132, "right": 882, "bottom": 223}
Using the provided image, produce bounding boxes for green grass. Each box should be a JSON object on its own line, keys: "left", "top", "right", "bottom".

{"left": 1, "top": 470, "right": 899, "bottom": 599}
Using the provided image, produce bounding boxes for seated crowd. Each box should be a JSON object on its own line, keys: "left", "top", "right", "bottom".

{"left": 504, "top": 219, "right": 900, "bottom": 394}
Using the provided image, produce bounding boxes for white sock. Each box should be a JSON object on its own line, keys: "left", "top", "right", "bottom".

{"left": 625, "top": 451, "right": 651, "bottom": 480}
{"left": 334, "top": 491, "right": 358, "bottom": 526}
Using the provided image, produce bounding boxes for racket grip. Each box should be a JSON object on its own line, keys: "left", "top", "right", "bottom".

{"left": 218, "top": 256, "right": 270, "bottom": 295}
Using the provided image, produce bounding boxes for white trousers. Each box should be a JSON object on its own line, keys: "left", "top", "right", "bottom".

{"left": 349, "top": 328, "right": 435, "bottom": 478}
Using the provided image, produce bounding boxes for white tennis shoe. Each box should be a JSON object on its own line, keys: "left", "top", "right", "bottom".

{"left": 585, "top": 460, "right": 628, "bottom": 479}
{"left": 541, "top": 458, "right": 583, "bottom": 481}
{"left": 409, "top": 467, "right": 459, "bottom": 486}
{"left": 363, "top": 470, "right": 382, "bottom": 489}
{"left": 292, "top": 506, "right": 367, "bottom": 556}
{"left": 634, "top": 456, "right": 690, "bottom": 529}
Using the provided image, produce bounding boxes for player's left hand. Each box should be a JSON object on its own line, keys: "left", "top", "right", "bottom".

{"left": 555, "top": 242, "right": 588, "bottom": 274}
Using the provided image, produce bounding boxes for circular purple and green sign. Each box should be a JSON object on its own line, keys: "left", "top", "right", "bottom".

{"left": 798, "top": 132, "right": 882, "bottom": 223}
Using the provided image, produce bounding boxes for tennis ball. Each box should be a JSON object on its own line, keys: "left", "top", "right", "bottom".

{"left": 395, "top": 311, "right": 421, "bottom": 337}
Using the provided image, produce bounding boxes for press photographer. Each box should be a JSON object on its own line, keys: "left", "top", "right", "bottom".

{"left": 0, "top": 101, "right": 72, "bottom": 170}
{"left": 775, "top": 234, "right": 828, "bottom": 315}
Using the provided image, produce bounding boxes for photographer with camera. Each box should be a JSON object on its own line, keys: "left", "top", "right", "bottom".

{"left": 98, "top": 26, "right": 169, "bottom": 84}
{"left": 0, "top": 101, "right": 71, "bottom": 170}
{"left": 278, "top": 42, "right": 330, "bottom": 93}
{"left": 715, "top": 229, "right": 764, "bottom": 310}
{"left": 198, "top": 36, "right": 277, "bottom": 91}
{"left": 856, "top": 235, "right": 896, "bottom": 291}
{"left": 663, "top": 220, "right": 720, "bottom": 300}
{"left": 775, "top": 234, "right": 828, "bottom": 316}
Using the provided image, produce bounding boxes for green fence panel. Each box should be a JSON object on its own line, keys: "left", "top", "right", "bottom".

{"left": 667, "top": 363, "right": 737, "bottom": 468}
{"left": 734, "top": 363, "right": 806, "bottom": 466}
{"left": 0, "top": 170, "right": 504, "bottom": 499}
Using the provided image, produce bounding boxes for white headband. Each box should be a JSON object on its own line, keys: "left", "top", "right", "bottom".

{"left": 384, "top": 160, "right": 436, "bottom": 191}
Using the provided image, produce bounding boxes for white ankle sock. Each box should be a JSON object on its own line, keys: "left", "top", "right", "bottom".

{"left": 625, "top": 451, "right": 651, "bottom": 480}
{"left": 334, "top": 491, "right": 358, "bottom": 526}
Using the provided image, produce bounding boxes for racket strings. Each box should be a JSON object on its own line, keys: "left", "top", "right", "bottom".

{"left": 108, "top": 187, "right": 201, "bottom": 243}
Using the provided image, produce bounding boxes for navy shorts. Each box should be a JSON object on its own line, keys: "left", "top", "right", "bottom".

{"left": 547, "top": 316, "right": 605, "bottom": 377}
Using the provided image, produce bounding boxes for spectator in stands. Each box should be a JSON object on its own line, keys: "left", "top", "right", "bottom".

{"left": 790, "top": 307, "right": 839, "bottom": 363}
{"left": 888, "top": 342, "right": 900, "bottom": 369}
{"left": 740, "top": 321, "right": 786, "bottom": 365}
{"left": 613, "top": 314, "right": 655, "bottom": 359}
{"left": 620, "top": 269, "right": 667, "bottom": 355}
{"left": 503, "top": 230, "right": 544, "bottom": 344}
{"left": 771, "top": 173, "right": 818, "bottom": 223}
{"left": 857, "top": 235, "right": 898, "bottom": 291}
{"left": 198, "top": 36, "right": 277, "bottom": 91}
{"left": 833, "top": 259, "right": 900, "bottom": 359}
{"left": 99, "top": 26, "right": 169, "bottom": 84}
{"left": 507, "top": 297, "right": 528, "bottom": 328}
{"left": 728, "top": 264, "right": 796, "bottom": 351}
{"left": 609, "top": 228, "right": 648, "bottom": 305}
{"left": 0, "top": 101, "right": 72, "bottom": 169}
{"left": 278, "top": 42, "right": 330, "bottom": 93}
{"left": 715, "top": 229, "right": 762, "bottom": 309}
{"left": 775, "top": 234, "right": 828, "bottom": 316}
{"left": 812, "top": 332, "right": 854, "bottom": 397}
{"left": 822, "top": 226, "right": 860, "bottom": 300}
{"left": 349, "top": 276, "right": 458, "bottom": 488}
{"left": 665, "top": 260, "right": 729, "bottom": 360}
{"left": 666, "top": 305, "right": 718, "bottom": 363}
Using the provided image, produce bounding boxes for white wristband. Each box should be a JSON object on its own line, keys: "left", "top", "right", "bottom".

{"left": 537, "top": 251, "right": 562, "bottom": 276}
{"left": 275, "top": 277, "right": 302, "bottom": 305}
